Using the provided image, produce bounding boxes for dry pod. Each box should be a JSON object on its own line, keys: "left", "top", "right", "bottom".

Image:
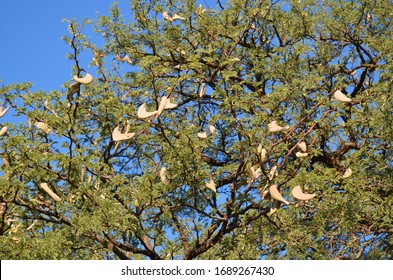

{"left": 296, "top": 151, "right": 308, "bottom": 158}
{"left": 39, "top": 183, "right": 61, "bottom": 202}
{"left": 258, "top": 144, "right": 267, "bottom": 162}
{"left": 35, "top": 122, "right": 52, "bottom": 134}
{"left": 268, "top": 120, "right": 289, "bottom": 132}
{"left": 172, "top": 14, "right": 186, "bottom": 20}
{"left": 112, "top": 126, "right": 135, "bottom": 141}
{"left": 268, "top": 165, "right": 277, "bottom": 180}
{"left": 163, "top": 11, "right": 173, "bottom": 22}
{"left": 0, "top": 126, "right": 7, "bottom": 136}
{"left": 160, "top": 167, "right": 168, "bottom": 184}
{"left": 291, "top": 185, "right": 316, "bottom": 201}
{"left": 205, "top": 179, "right": 216, "bottom": 193}
{"left": 250, "top": 166, "right": 262, "bottom": 179}
{"left": 333, "top": 89, "right": 352, "bottom": 102}
{"left": 137, "top": 103, "right": 157, "bottom": 119}
{"left": 115, "top": 54, "right": 132, "bottom": 64}
{"left": 298, "top": 141, "right": 307, "bottom": 152}
{"left": 0, "top": 106, "right": 10, "bottom": 118}
{"left": 74, "top": 73, "right": 93, "bottom": 85}
{"left": 269, "top": 184, "right": 289, "bottom": 205}
{"left": 199, "top": 83, "right": 206, "bottom": 97}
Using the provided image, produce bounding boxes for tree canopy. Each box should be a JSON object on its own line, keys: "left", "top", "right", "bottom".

{"left": 0, "top": 0, "right": 392, "bottom": 260}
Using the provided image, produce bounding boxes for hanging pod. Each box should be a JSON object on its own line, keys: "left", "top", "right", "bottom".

{"left": 112, "top": 126, "right": 135, "bottom": 141}
{"left": 269, "top": 184, "right": 289, "bottom": 205}
{"left": 35, "top": 122, "right": 52, "bottom": 134}
{"left": 257, "top": 144, "right": 267, "bottom": 162}
{"left": 160, "top": 167, "right": 168, "bottom": 185}
{"left": 0, "top": 106, "right": 10, "bottom": 118}
{"left": 0, "top": 126, "right": 7, "bottom": 136}
{"left": 205, "top": 179, "right": 216, "bottom": 193}
{"left": 333, "top": 89, "right": 352, "bottom": 102}
{"left": 39, "top": 183, "right": 61, "bottom": 202}
{"left": 291, "top": 185, "right": 316, "bottom": 201}
{"left": 137, "top": 103, "right": 157, "bottom": 119}
{"left": 296, "top": 151, "right": 308, "bottom": 158}
{"left": 268, "top": 120, "right": 289, "bottom": 133}
{"left": 74, "top": 73, "right": 93, "bottom": 85}
{"left": 298, "top": 141, "right": 307, "bottom": 152}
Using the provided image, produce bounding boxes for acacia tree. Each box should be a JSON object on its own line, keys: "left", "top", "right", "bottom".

{"left": 0, "top": 0, "right": 392, "bottom": 260}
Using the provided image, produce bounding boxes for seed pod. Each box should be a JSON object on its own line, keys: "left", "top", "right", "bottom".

{"left": 333, "top": 89, "right": 352, "bottom": 102}
{"left": 269, "top": 184, "right": 289, "bottom": 205}
{"left": 205, "top": 179, "right": 216, "bottom": 193}
{"left": 291, "top": 185, "right": 316, "bottom": 201}
{"left": 39, "top": 183, "right": 61, "bottom": 202}
{"left": 112, "top": 126, "right": 135, "bottom": 141}
{"left": 74, "top": 73, "right": 93, "bottom": 85}
{"left": 137, "top": 103, "right": 157, "bottom": 119}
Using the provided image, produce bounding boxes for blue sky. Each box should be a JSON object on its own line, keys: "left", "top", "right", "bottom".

{"left": 0, "top": 0, "right": 130, "bottom": 92}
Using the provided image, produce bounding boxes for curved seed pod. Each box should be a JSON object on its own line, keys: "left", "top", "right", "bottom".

{"left": 115, "top": 55, "right": 132, "bottom": 64}
{"left": 112, "top": 126, "right": 135, "bottom": 141}
{"left": 333, "top": 89, "right": 352, "bottom": 102}
{"left": 205, "top": 179, "right": 216, "bottom": 193}
{"left": 0, "top": 106, "right": 10, "bottom": 118}
{"left": 250, "top": 166, "right": 262, "bottom": 179}
{"left": 137, "top": 103, "right": 157, "bottom": 119}
{"left": 268, "top": 120, "right": 289, "bottom": 132}
{"left": 197, "top": 125, "right": 215, "bottom": 138}
{"left": 258, "top": 144, "right": 267, "bottom": 162}
{"left": 156, "top": 96, "right": 168, "bottom": 117}
{"left": 268, "top": 165, "right": 277, "bottom": 180}
{"left": 269, "top": 184, "right": 289, "bottom": 205}
{"left": 0, "top": 126, "right": 7, "bottom": 136}
{"left": 261, "top": 148, "right": 267, "bottom": 162}
{"left": 199, "top": 83, "right": 206, "bottom": 97}
{"left": 39, "top": 183, "right": 61, "bottom": 202}
{"left": 291, "top": 185, "right": 316, "bottom": 201}
{"left": 160, "top": 167, "right": 168, "bottom": 184}
{"left": 343, "top": 167, "right": 352, "bottom": 178}
{"left": 35, "top": 122, "right": 52, "bottom": 134}
{"left": 74, "top": 73, "right": 93, "bottom": 85}
{"left": 298, "top": 141, "right": 307, "bottom": 152}
{"left": 163, "top": 11, "right": 173, "bottom": 22}
{"left": 172, "top": 14, "right": 186, "bottom": 20}
{"left": 296, "top": 151, "right": 308, "bottom": 158}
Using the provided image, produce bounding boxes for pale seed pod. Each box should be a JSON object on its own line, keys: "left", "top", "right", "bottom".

{"left": 269, "top": 184, "right": 289, "bottom": 205}
{"left": 39, "top": 183, "right": 61, "bottom": 202}
{"left": 74, "top": 73, "right": 93, "bottom": 85}
{"left": 0, "top": 126, "right": 7, "bottom": 136}
{"left": 291, "top": 185, "right": 316, "bottom": 201}
{"left": 333, "top": 89, "right": 352, "bottom": 102}
{"left": 205, "top": 179, "right": 216, "bottom": 193}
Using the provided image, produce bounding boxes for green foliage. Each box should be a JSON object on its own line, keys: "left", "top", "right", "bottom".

{"left": 1, "top": 0, "right": 392, "bottom": 260}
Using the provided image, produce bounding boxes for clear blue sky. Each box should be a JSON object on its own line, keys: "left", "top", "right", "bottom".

{"left": 0, "top": 0, "right": 130, "bottom": 92}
